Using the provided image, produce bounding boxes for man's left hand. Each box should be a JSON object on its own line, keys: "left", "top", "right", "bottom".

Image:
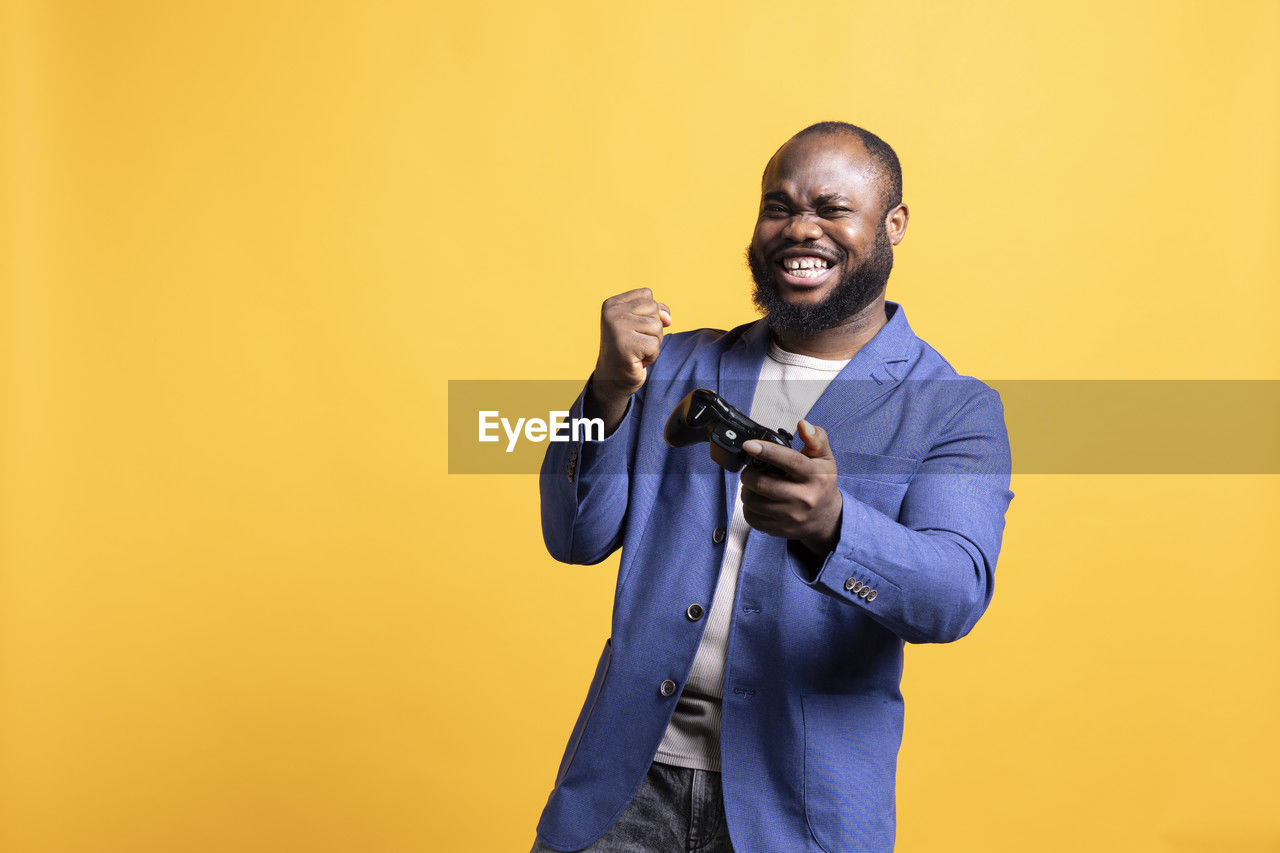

{"left": 740, "top": 420, "right": 842, "bottom": 556}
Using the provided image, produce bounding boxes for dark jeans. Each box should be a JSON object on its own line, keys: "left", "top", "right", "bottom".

{"left": 531, "top": 760, "right": 735, "bottom": 852}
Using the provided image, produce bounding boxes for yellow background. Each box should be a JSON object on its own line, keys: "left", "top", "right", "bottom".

{"left": 3, "top": 1, "right": 1278, "bottom": 851}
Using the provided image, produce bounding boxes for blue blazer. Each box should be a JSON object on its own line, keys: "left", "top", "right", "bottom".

{"left": 535, "top": 302, "right": 1013, "bottom": 852}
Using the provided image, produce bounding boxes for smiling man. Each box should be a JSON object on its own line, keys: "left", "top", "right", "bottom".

{"left": 531, "top": 122, "right": 1014, "bottom": 852}
{"left": 747, "top": 126, "right": 902, "bottom": 350}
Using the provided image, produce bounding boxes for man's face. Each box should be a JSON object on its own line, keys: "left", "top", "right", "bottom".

{"left": 747, "top": 134, "right": 898, "bottom": 336}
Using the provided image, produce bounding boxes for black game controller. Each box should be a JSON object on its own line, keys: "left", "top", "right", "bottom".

{"left": 665, "top": 388, "right": 795, "bottom": 472}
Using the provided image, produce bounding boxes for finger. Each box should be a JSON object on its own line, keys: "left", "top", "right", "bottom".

{"left": 740, "top": 468, "right": 798, "bottom": 502}
{"left": 603, "top": 288, "right": 654, "bottom": 315}
{"left": 630, "top": 331, "right": 661, "bottom": 366}
{"left": 629, "top": 315, "right": 665, "bottom": 337}
{"left": 741, "top": 505, "right": 778, "bottom": 536}
{"left": 612, "top": 287, "right": 654, "bottom": 303}
{"left": 798, "top": 420, "right": 835, "bottom": 461}
{"left": 657, "top": 302, "right": 672, "bottom": 327}
{"left": 627, "top": 296, "right": 665, "bottom": 318}
{"left": 741, "top": 477, "right": 812, "bottom": 516}
{"left": 742, "top": 439, "right": 810, "bottom": 478}
{"left": 741, "top": 502, "right": 800, "bottom": 537}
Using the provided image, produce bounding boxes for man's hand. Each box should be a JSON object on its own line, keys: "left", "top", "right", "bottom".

{"left": 587, "top": 288, "right": 672, "bottom": 434}
{"left": 740, "top": 420, "right": 842, "bottom": 556}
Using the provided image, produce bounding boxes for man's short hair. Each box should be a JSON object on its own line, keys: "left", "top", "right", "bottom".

{"left": 789, "top": 121, "right": 903, "bottom": 217}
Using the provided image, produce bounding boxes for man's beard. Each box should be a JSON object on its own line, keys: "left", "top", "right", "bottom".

{"left": 747, "top": 226, "right": 894, "bottom": 336}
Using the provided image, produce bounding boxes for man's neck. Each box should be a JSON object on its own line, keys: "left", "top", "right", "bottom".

{"left": 769, "top": 297, "right": 889, "bottom": 360}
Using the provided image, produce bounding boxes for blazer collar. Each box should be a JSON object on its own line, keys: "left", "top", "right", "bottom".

{"left": 716, "top": 300, "right": 920, "bottom": 439}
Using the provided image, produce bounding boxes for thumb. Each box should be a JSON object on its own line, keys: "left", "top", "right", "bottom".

{"left": 798, "top": 420, "right": 834, "bottom": 460}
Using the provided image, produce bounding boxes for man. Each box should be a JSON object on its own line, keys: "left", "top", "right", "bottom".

{"left": 531, "top": 122, "right": 1013, "bottom": 852}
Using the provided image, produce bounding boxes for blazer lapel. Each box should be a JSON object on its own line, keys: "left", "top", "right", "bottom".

{"left": 716, "top": 320, "right": 771, "bottom": 522}
{"left": 802, "top": 301, "right": 919, "bottom": 433}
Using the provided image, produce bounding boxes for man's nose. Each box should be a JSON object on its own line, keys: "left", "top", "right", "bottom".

{"left": 782, "top": 214, "right": 823, "bottom": 242}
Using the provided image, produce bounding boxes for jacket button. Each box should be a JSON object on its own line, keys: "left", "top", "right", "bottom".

{"left": 858, "top": 586, "right": 871, "bottom": 599}
{"left": 866, "top": 589, "right": 878, "bottom": 602}
{"left": 659, "top": 679, "right": 677, "bottom": 697}
{"left": 686, "top": 603, "right": 704, "bottom": 621}
{"left": 712, "top": 527, "right": 726, "bottom": 544}
{"left": 844, "top": 577, "right": 857, "bottom": 591}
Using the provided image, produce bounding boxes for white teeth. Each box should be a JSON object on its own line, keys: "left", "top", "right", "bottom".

{"left": 782, "top": 256, "right": 830, "bottom": 271}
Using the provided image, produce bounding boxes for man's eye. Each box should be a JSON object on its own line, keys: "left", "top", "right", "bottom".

{"left": 821, "top": 206, "right": 850, "bottom": 216}
{"left": 764, "top": 204, "right": 788, "bottom": 214}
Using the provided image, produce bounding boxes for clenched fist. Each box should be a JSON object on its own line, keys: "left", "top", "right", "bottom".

{"left": 587, "top": 288, "right": 672, "bottom": 434}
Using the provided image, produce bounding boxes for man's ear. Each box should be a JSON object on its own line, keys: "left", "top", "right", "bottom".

{"left": 885, "top": 203, "right": 909, "bottom": 246}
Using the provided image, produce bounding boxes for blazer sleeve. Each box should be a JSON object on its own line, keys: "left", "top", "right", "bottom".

{"left": 539, "top": 375, "right": 645, "bottom": 565}
{"left": 792, "top": 386, "right": 1014, "bottom": 644}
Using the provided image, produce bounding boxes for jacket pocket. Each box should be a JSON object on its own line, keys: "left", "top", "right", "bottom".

{"left": 832, "top": 450, "right": 918, "bottom": 485}
{"left": 833, "top": 451, "right": 917, "bottom": 521}
{"left": 801, "top": 692, "right": 904, "bottom": 853}
{"left": 554, "top": 638, "right": 612, "bottom": 788}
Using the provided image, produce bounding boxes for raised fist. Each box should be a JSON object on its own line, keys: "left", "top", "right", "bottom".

{"left": 592, "top": 287, "right": 672, "bottom": 404}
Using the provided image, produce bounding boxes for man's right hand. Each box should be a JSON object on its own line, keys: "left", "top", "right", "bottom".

{"left": 587, "top": 288, "right": 672, "bottom": 434}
